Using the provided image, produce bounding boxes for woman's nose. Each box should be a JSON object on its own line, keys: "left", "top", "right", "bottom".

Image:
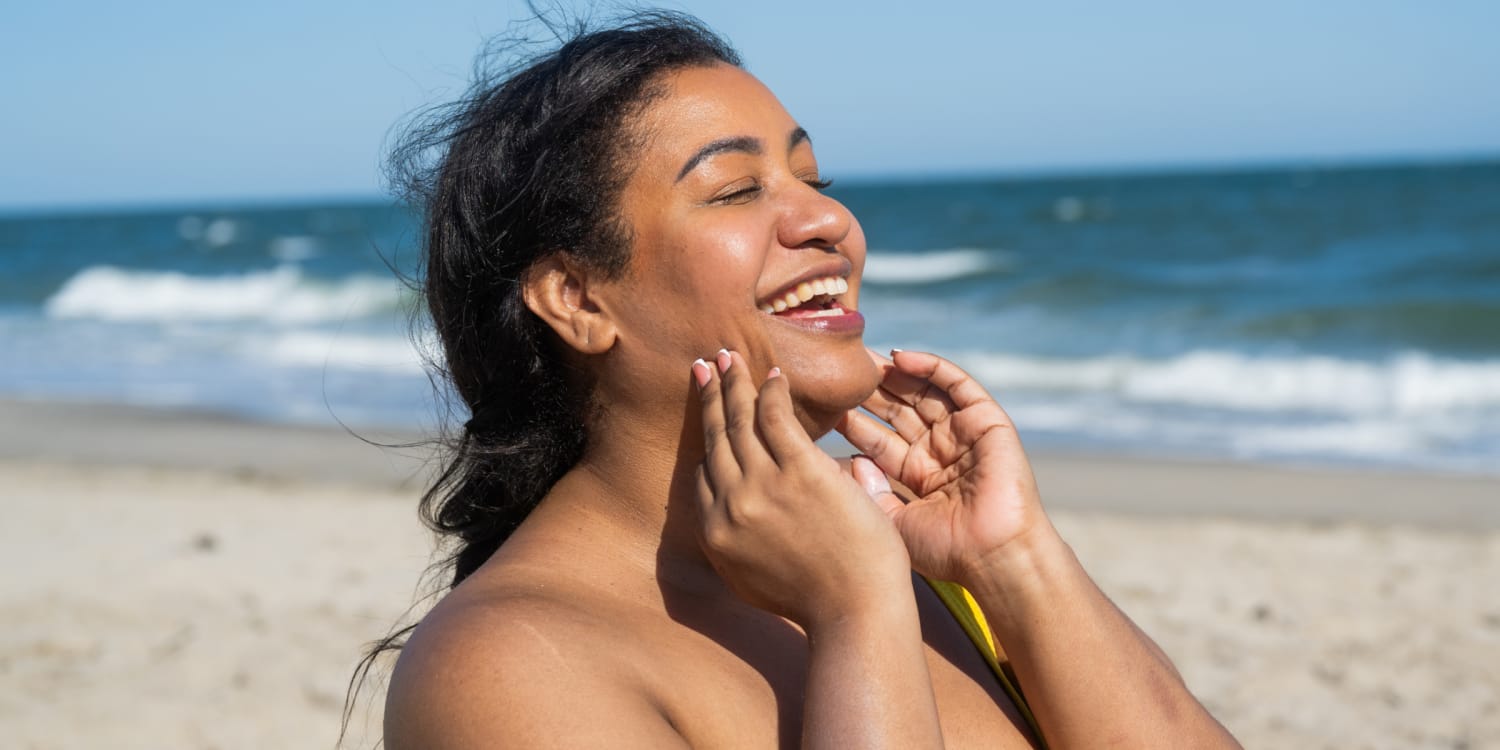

{"left": 777, "top": 183, "right": 853, "bottom": 251}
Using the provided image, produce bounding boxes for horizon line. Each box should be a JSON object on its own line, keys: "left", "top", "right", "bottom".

{"left": 4, "top": 150, "right": 1498, "bottom": 218}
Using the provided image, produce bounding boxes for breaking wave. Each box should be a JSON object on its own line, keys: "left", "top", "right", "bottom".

{"left": 954, "top": 349, "right": 1500, "bottom": 416}
{"left": 863, "top": 248, "right": 1010, "bottom": 285}
{"left": 44, "top": 265, "right": 402, "bottom": 324}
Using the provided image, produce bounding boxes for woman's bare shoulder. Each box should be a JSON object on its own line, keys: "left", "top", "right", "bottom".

{"left": 382, "top": 568, "right": 687, "bottom": 750}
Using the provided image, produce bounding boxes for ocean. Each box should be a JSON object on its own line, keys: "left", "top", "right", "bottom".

{"left": 3, "top": 160, "right": 1498, "bottom": 474}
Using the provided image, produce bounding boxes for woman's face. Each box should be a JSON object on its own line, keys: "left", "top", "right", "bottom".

{"left": 598, "top": 63, "right": 879, "bottom": 432}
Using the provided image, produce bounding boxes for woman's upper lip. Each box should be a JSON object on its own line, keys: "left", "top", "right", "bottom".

{"left": 756, "top": 257, "right": 854, "bottom": 307}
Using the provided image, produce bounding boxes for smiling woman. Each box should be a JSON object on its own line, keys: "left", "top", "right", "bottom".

{"left": 353, "top": 10, "right": 1240, "bottom": 749}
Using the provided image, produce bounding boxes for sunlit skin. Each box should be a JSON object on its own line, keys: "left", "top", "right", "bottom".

{"left": 591, "top": 63, "right": 880, "bottom": 434}
{"left": 382, "top": 64, "right": 1240, "bottom": 750}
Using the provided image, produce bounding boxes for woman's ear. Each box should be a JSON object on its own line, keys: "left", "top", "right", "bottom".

{"left": 521, "top": 254, "right": 618, "bottom": 355}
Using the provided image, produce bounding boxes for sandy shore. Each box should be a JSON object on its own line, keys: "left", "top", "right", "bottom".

{"left": 2, "top": 399, "right": 1497, "bottom": 748}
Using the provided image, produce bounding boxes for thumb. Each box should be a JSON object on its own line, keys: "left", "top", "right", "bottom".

{"left": 851, "top": 455, "right": 904, "bottom": 518}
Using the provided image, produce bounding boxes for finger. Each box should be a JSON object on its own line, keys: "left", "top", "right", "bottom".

{"left": 859, "top": 383, "right": 930, "bottom": 443}
{"left": 694, "top": 357, "right": 743, "bottom": 484}
{"left": 864, "top": 347, "right": 947, "bottom": 436}
{"left": 835, "top": 408, "right": 911, "bottom": 479}
{"left": 851, "top": 455, "right": 905, "bottom": 518}
{"left": 753, "top": 367, "right": 819, "bottom": 467}
{"left": 693, "top": 465, "right": 732, "bottom": 561}
{"left": 693, "top": 464, "right": 716, "bottom": 516}
{"left": 889, "top": 349, "right": 995, "bottom": 411}
{"left": 717, "top": 349, "right": 773, "bottom": 471}
{"left": 872, "top": 366, "right": 958, "bottom": 428}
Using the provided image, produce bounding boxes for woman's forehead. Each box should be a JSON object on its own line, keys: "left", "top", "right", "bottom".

{"left": 638, "top": 65, "right": 802, "bottom": 165}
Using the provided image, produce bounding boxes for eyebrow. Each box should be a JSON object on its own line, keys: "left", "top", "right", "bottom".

{"left": 675, "top": 127, "right": 813, "bottom": 182}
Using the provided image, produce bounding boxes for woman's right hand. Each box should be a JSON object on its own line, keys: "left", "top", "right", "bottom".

{"left": 691, "top": 349, "right": 912, "bottom": 629}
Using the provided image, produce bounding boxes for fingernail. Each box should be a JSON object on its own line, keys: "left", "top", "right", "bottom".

{"left": 767, "top": 366, "right": 781, "bottom": 379}
{"left": 691, "top": 358, "right": 712, "bottom": 388}
{"left": 715, "top": 348, "right": 732, "bottom": 373}
{"left": 851, "top": 455, "right": 892, "bottom": 498}
{"left": 890, "top": 348, "right": 904, "bottom": 355}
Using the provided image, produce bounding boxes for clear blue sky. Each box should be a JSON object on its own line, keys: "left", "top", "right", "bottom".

{"left": 5, "top": 1, "right": 1498, "bottom": 209}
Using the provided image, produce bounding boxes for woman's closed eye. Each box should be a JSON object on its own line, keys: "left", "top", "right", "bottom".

{"left": 712, "top": 180, "right": 762, "bottom": 204}
{"left": 710, "top": 176, "right": 833, "bottom": 205}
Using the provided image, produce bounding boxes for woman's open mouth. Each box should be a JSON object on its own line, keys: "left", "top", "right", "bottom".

{"left": 758, "top": 275, "right": 849, "bottom": 314}
{"left": 757, "top": 274, "right": 864, "bottom": 333}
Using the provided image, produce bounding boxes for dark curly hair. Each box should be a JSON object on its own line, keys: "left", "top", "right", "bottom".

{"left": 341, "top": 10, "right": 740, "bottom": 745}
{"left": 401, "top": 10, "right": 740, "bottom": 588}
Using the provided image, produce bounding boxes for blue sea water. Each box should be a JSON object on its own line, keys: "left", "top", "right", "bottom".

{"left": 3, "top": 160, "right": 1499, "bottom": 473}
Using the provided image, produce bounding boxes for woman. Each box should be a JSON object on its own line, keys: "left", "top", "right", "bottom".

{"left": 375, "top": 12, "right": 1239, "bottom": 749}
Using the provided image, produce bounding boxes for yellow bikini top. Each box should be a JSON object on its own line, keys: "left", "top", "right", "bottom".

{"left": 923, "top": 578, "right": 1047, "bottom": 748}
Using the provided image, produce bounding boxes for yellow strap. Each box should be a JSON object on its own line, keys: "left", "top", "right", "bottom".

{"left": 923, "top": 577, "right": 1047, "bottom": 748}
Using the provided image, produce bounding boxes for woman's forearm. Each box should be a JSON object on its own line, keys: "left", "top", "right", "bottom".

{"left": 801, "top": 592, "right": 944, "bottom": 750}
{"left": 961, "top": 522, "right": 1240, "bottom": 749}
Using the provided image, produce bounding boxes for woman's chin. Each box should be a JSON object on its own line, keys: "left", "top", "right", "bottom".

{"left": 788, "top": 351, "right": 880, "bottom": 439}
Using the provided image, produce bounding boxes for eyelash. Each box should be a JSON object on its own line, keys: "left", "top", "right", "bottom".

{"left": 716, "top": 184, "right": 761, "bottom": 204}
{"left": 713, "top": 177, "right": 833, "bottom": 204}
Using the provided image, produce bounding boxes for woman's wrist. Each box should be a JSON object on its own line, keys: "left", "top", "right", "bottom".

{"left": 955, "top": 517, "right": 1081, "bottom": 615}
{"left": 800, "top": 575, "right": 922, "bottom": 642}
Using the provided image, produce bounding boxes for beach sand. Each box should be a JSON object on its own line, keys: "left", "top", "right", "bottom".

{"left": 3, "top": 399, "right": 1497, "bottom": 748}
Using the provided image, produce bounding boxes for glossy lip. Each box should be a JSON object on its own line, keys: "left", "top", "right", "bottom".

{"left": 765, "top": 301, "right": 865, "bottom": 335}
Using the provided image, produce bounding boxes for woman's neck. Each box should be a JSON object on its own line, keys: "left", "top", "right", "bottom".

{"left": 522, "top": 405, "right": 728, "bottom": 599}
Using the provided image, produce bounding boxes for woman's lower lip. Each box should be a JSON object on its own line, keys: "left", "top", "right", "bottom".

{"left": 767, "top": 309, "right": 865, "bottom": 334}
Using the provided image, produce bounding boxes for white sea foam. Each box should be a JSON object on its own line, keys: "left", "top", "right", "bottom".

{"left": 44, "top": 265, "right": 401, "bottom": 324}
{"left": 1225, "top": 418, "right": 1429, "bottom": 460}
{"left": 251, "top": 330, "right": 427, "bottom": 372}
{"left": 1008, "top": 394, "right": 1496, "bottom": 469}
{"left": 955, "top": 349, "right": 1500, "bottom": 416}
{"left": 863, "top": 248, "right": 1007, "bottom": 285}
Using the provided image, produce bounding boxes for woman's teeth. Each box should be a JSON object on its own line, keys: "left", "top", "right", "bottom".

{"left": 759, "top": 276, "right": 850, "bottom": 314}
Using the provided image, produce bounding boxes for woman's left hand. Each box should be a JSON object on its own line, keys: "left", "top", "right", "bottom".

{"left": 690, "top": 350, "right": 914, "bottom": 630}
{"left": 836, "top": 348, "right": 1053, "bottom": 586}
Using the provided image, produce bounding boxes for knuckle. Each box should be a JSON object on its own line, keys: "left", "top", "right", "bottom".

{"left": 757, "top": 401, "right": 788, "bottom": 430}
{"left": 702, "top": 424, "right": 728, "bottom": 448}
{"left": 698, "top": 381, "right": 721, "bottom": 405}
{"left": 700, "top": 518, "right": 733, "bottom": 553}
{"left": 724, "top": 494, "right": 763, "bottom": 527}
{"left": 725, "top": 410, "right": 756, "bottom": 436}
